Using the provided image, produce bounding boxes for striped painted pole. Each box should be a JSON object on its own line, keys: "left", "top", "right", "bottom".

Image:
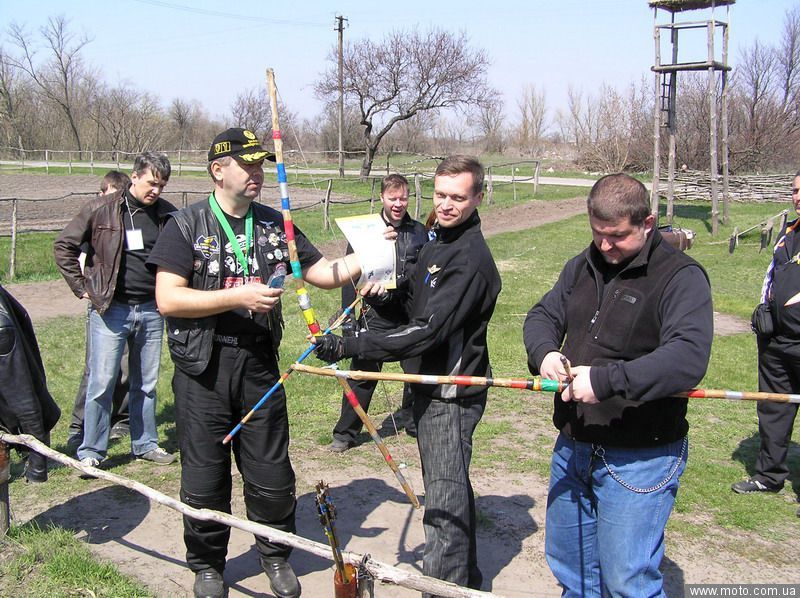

{"left": 293, "top": 365, "right": 800, "bottom": 405}
{"left": 291, "top": 364, "right": 566, "bottom": 393}
{"left": 222, "top": 296, "right": 362, "bottom": 444}
{"left": 678, "top": 389, "right": 800, "bottom": 404}
{"left": 266, "top": 68, "right": 321, "bottom": 336}
{"left": 335, "top": 375, "right": 421, "bottom": 509}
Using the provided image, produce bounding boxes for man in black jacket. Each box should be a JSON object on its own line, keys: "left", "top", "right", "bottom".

{"left": 524, "top": 173, "right": 713, "bottom": 597}
{"left": 329, "top": 174, "right": 428, "bottom": 451}
{"left": 54, "top": 153, "right": 176, "bottom": 471}
{"left": 315, "top": 155, "right": 501, "bottom": 595}
{"left": 732, "top": 171, "right": 800, "bottom": 506}
{"left": 0, "top": 285, "right": 60, "bottom": 483}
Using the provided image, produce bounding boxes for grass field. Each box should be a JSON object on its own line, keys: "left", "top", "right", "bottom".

{"left": 1, "top": 196, "right": 799, "bottom": 595}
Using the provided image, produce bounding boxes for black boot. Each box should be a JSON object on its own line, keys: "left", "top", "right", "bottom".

{"left": 23, "top": 451, "right": 48, "bottom": 483}
{"left": 261, "top": 558, "right": 301, "bottom": 598}
{"left": 193, "top": 569, "right": 224, "bottom": 598}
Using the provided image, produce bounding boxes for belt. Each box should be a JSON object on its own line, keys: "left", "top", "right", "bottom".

{"left": 212, "top": 334, "right": 269, "bottom": 348}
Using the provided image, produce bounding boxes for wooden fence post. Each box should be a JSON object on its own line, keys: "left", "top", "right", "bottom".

{"left": 9, "top": 199, "right": 18, "bottom": 281}
{"left": 178, "top": 149, "right": 183, "bottom": 177}
{"left": 182, "top": 192, "right": 188, "bottom": 209}
{"left": 414, "top": 174, "right": 422, "bottom": 220}
{"left": 68, "top": 151, "right": 73, "bottom": 175}
{"left": 512, "top": 166, "right": 517, "bottom": 201}
{"left": 45, "top": 149, "right": 49, "bottom": 175}
{"left": 324, "top": 179, "right": 333, "bottom": 231}
{"left": 90, "top": 151, "right": 94, "bottom": 175}
{"left": 487, "top": 167, "right": 494, "bottom": 205}
{"left": 533, "top": 161, "right": 540, "bottom": 197}
{"left": 370, "top": 178, "right": 377, "bottom": 214}
{"left": 0, "top": 441, "right": 10, "bottom": 536}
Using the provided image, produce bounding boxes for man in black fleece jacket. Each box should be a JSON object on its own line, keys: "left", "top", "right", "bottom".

{"left": 524, "top": 173, "right": 712, "bottom": 597}
{"left": 315, "top": 155, "right": 501, "bottom": 595}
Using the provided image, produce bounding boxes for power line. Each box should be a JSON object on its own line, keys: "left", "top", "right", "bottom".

{"left": 128, "top": 0, "right": 329, "bottom": 27}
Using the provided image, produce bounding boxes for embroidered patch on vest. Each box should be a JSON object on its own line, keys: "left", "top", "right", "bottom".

{"left": 193, "top": 235, "right": 220, "bottom": 258}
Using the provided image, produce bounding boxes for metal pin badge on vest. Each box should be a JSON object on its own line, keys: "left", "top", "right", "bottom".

{"left": 425, "top": 264, "right": 440, "bottom": 285}
{"left": 620, "top": 294, "right": 637, "bottom": 304}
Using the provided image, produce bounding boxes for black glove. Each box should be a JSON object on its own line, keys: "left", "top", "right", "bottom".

{"left": 314, "top": 334, "right": 346, "bottom": 363}
{"left": 327, "top": 309, "right": 357, "bottom": 338}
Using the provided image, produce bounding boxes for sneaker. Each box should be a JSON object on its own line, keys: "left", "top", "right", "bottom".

{"left": 109, "top": 422, "right": 130, "bottom": 441}
{"left": 262, "top": 558, "right": 301, "bottom": 598}
{"left": 193, "top": 569, "right": 224, "bottom": 598}
{"left": 137, "top": 447, "right": 176, "bottom": 465}
{"left": 731, "top": 477, "right": 781, "bottom": 494}
{"left": 327, "top": 438, "right": 351, "bottom": 453}
{"left": 79, "top": 456, "right": 101, "bottom": 480}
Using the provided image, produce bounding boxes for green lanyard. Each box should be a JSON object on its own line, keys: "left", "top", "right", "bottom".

{"left": 208, "top": 193, "right": 253, "bottom": 278}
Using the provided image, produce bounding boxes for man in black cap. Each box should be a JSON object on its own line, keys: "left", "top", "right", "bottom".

{"left": 148, "top": 128, "right": 370, "bottom": 598}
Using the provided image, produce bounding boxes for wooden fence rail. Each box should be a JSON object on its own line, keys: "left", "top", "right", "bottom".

{"left": 662, "top": 171, "right": 792, "bottom": 203}
{"left": 0, "top": 434, "right": 498, "bottom": 598}
{"left": 0, "top": 162, "right": 544, "bottom": 281}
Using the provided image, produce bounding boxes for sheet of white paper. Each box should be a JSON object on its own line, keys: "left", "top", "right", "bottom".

{"left": 335, "top": 214, "right": 396, "bottom": 289}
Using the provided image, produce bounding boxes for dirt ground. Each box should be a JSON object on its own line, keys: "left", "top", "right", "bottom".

{"left": 4, "top": 173, "right": 774, "bottom": 597}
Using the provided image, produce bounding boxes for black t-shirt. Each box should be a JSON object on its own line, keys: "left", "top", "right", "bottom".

{"left": 148, "top": 205, "right": 323, "bottom": 335}
{"left": 114, "top": 189, "right": 161, "bottom": 303}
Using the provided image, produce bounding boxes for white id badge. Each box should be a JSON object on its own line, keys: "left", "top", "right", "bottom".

{"left": 126, "top": 229, "right": 144, "bottom": 250}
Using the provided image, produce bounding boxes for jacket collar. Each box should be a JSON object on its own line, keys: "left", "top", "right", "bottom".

{"left": 434, "top": 210, "right": 482, "bottom": 243}
{"left": 118, "top": 188, "right": 175, "bottom": 218}
{"left": 587, "top": 227, "right": 664, "bottom": 277}
{"left": 380, "top": 209, "right": 414, "bottom": 229}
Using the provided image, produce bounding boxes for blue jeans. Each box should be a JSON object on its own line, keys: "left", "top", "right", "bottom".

{"left": 78, "top": 300, "right": 163, "bottom": 460}
{"left": 545, "top": 433, "right": 687, "bottom": 598}
{"left": 414, "top": 394, "right": 486, "bottom": 595}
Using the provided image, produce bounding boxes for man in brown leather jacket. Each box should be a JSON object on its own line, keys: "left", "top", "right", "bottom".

{"left": 54, "top": 152, "right": 176, "bottom": 472}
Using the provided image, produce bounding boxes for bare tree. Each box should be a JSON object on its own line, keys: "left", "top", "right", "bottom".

{"left": 230, "top": 87, "right": 271, "bottom": 139}
{"left": 230, "top": 86, "right": 300, "bottom": 151}
{"left": 316, "top": 28, "right": 493, "bottom": 177}
{"left": 7, "top": 16, "right": 93, "bottom": 154}
{"left": 386, "top": 110, "right": 436, "bottom": 155}
{"left": 516, "top": 85, "right": 548, "bottom": 156}
{"left": 777, "top": 5, "right": 800, "bottom": 111}
{"left": 559, "top": 82, "right": 650, "bottom": 172}
{"left": 86, "top": 83, "right": 167, "bottom": 154}
{"left": 170, "top": 98, "right": 202, "bottom": 150}
{"left": 476, "top": 92, "right": 506, "bottom": 155}
{"left": 0, "top": 46, "right": 26, "bottom": 150}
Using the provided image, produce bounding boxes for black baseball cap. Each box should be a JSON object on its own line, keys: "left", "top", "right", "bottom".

{"left": 207, "top": 128, "right": 276, "bottom": 163}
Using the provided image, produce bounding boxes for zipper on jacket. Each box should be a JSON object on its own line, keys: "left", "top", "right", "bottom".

{"left": 589, "top": 288, "right": 621, "bottom": 339}
{"left": 588, "top": 310, "right": 599, "bottom": 332}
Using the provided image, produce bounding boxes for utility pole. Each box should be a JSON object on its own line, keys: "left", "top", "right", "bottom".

{"left": 335, "top": 15, "right": 347, "bottom": 178}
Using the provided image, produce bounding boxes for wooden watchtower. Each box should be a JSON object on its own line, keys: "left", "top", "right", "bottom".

{"left": 650, "top": 0, "right": 733, "bottom": 235}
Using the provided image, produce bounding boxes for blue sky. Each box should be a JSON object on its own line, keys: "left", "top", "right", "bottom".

{"left": 0, "top": 0, "right": 795, "bottom": 124}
